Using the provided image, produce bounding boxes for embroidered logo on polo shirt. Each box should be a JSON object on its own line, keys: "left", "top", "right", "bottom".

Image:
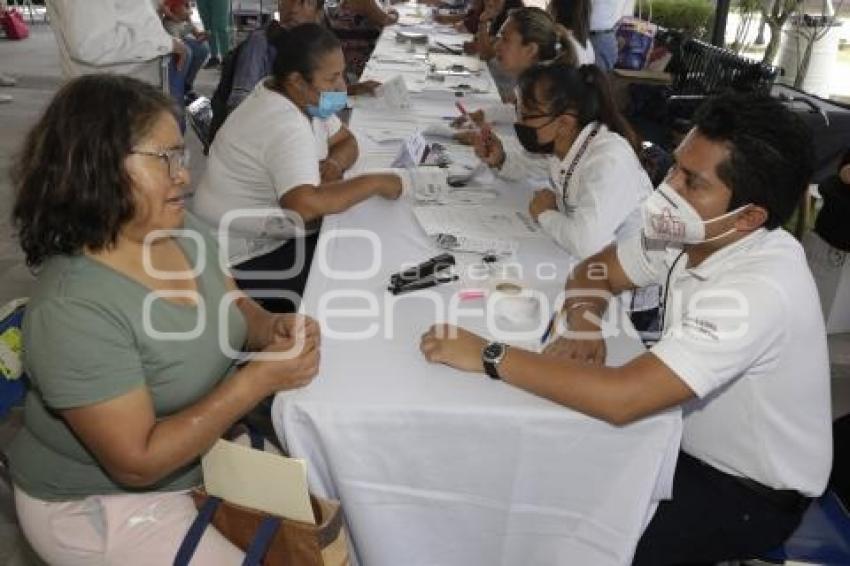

{"left": 681, "top": 315, "right": 720, "bottom": 341}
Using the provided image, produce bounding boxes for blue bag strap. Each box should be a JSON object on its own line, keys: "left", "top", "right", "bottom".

{"left": 174, "top": 495, "right": 222, "bottom": 566}
{"left": 241, "top": 515, "right": 282, "bottom": 566}
{"left": 246, "top": 425, "right": 265, "bottom": 451}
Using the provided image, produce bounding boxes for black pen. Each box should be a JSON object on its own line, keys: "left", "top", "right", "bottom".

{"left": 436, "top": 42, "right": 462, "bottom": 55}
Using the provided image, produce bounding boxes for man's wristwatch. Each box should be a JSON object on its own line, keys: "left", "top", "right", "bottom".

{"left": 482, "top": 342, "right": 508, "bottom": 380}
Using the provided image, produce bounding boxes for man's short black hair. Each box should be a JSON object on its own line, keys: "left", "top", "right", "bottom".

{"left": 693, "top": 92, "right": 814, "bottom": 230}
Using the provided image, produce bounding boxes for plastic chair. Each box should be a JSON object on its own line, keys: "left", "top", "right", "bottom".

{"left": 0, "top": 298, "right": 27, "bottom": 421}
{"left": 0, "top": 298, "right": 28, "bottom": 487}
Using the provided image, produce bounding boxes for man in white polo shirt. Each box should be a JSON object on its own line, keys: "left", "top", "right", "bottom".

{"left": 420, "top": 92, "right": 832, "bottom": 563}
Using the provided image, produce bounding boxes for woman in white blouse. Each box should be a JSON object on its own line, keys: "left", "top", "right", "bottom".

{"left": 547, "top": 0, "right": 595, "bottom": 67}
{"left": 475, "top": 62, "right": 652, "bottom": 260}
{"left": 455, "top": 7, "right": 588, "bottom": 130}
{"left": 192, "top": 23, "right": 404, "bottom": 312}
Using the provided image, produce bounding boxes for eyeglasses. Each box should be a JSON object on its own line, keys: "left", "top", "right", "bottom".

{"left": 131, "top": 147, "right": 190, "bottom": 179}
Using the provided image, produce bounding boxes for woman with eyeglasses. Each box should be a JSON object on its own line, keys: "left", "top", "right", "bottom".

{"left": 323, "top": 0, "right": 399, "bottom": 80}
{"left": 192, "top": 23, "right": 404, "bottom": 314}
{"left": 453, "top": 6, "right": 580, "bottom": 131}
{"left": 474, "top": 62, "right": 652, "bottom": 260}
{"left": 463, "top": 0, "right": 524, "bottom": 61}
{"left": 8, "top": 74, "right": 320, "bottom": 564}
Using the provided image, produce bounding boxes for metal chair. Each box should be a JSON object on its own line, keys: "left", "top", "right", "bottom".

{"left": 665, "top": 32, "right": 780, "bottom": 136}
{"left": 627, "top": 31, "right": 781, "bottom": 150}
{"left": 6, "top": 0, "right": 47, "bottom": 24}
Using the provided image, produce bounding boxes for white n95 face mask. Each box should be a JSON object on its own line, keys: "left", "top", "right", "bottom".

{"left": 641, "top": 182, "right": 747, "bottom": 244}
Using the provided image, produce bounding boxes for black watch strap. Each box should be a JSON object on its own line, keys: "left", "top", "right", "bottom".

{"left": 482, "top": 342, "right": 507, "bottom": 380}
{"left": 483, "top": 359, "right": 501, "bottom": 380}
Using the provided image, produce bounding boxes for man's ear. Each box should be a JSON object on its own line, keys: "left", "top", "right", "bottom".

{"left": 735, "top": 204, "right": 769, "bottom": 232}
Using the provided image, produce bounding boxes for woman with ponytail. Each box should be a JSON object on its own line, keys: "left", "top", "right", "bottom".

{"left": 474, "top": 62, "right": 652, "bottom": 260}
{"left": 455, "top": 7, "right": 581, "bottom": 129}
{"left": 547, "top": 0, "right": 594, "bottom": 66}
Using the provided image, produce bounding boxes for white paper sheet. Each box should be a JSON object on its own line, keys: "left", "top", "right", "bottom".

{"left": 375, "top": 75, "right": 411, "bottom": 110}
{"left": 414, "top": 205, "right": 544, "bottom": 239}
{"left": 428, "top": 53, "right": 482, "bottom": 73}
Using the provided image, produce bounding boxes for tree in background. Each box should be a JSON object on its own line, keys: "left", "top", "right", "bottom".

{"left": 760, "top": 0, "right": 804, "bottom": 63}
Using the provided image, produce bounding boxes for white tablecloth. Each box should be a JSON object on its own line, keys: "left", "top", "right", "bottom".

{"left": 272, "top": 10, "right": 682, "bottom": 565}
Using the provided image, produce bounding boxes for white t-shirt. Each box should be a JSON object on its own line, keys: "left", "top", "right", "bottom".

{"left": 590, "top": 0, "right": 631, "bottom": 32}
{"left": 567, "top": 32, "right": 596, "bottom": 66}
{"left": 617, "top": 229, "right": 833, "bottom": 497}
{"left": 191, "top": 82, "right": 342, "bottom": 265}
{"left": 500, "top": 123, "right": 651, "bottom": 260}
{"left": 46, "top": 0, "right": 174, "bottom": 86}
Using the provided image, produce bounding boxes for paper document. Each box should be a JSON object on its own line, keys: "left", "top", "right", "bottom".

{"left": 392, "top": 131, "right": 429, "bottom": 167}
{"left": 428, "top": 53, "right": 482, "bottom": 73}
{"left": 202, "top": 439, "right": 315, "bottom": 524}
{"left": 375, "top": 75, "right": 411, "bottom": 110}
{"left": 409, "top": 167, "right": 451, "bottom": 203}
{"left": 414, "top": 205, "right": 544, "bottom": 239}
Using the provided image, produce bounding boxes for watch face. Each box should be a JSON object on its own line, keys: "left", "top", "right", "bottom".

{"left": 483, "top": 342, "right": 505, "bottom": 363}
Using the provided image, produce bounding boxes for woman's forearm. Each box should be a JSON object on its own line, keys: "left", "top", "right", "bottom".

{"left": 281, "top": 174, "right": 400, "bottom": 222}
{"left": 328, "top": 132, "right": 359, "bottom": 171}
{"left": 235, "top": 292, "right": 275, "bottom": 351}
{"left": 130, "top": 367, "right": 269, "bottom": 484}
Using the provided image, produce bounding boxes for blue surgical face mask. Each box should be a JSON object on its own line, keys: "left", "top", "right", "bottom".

{"left": 306, "top": 90, "right": 347, "bottom": 119}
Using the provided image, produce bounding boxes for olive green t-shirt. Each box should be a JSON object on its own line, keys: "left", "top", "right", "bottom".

{"left": 8, "top": 214, "right": 248, "bottom": 501}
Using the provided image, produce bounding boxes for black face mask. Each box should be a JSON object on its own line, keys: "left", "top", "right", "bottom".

{"left": 513, "top": 119, "right": 556, "bottom": 154}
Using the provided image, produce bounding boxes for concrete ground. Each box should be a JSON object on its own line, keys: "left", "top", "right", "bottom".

{"left": 0, "top": 9, "right": 849, "bottom": 566}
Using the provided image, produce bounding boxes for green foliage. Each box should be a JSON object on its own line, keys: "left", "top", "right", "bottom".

{"left": 648, "top": 0, "right": 715, "bottom": 38}
{"left": 734, "top": 0, "right": 762, "bottom": 12}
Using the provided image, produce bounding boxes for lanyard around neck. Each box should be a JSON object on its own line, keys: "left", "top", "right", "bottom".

{"left": 555, "top": 123, "right": 602, "bottom": 211}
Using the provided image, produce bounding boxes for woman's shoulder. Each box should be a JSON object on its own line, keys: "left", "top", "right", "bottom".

{"left": 588, "top": 125, "right": 639, "bottom": 161}
{"left": 216, "top": 84, "right": 311, "bottom": 149}
{"left": 25, "top": 255, "right": 134, "bottom": 331}
{"left": 582, "top": 126, "right": 651, "bottom": 188}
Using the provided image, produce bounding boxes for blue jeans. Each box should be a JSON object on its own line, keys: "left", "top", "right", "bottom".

{"left": 168, "top": 52, "right": 189, "bottom": 131}
{"left": 183, "top": 37, "right": 209, "bottom": 92}
{"left": 590, "top": 30, "right": 618, "bottom": 71}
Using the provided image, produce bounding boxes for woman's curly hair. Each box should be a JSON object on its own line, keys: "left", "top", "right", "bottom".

{"left": 12, "top": 74, "right": 176, "bottom": 267}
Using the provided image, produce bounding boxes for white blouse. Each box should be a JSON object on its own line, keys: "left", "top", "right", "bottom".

{"left": 46, "top": 0, "right": 174, "bottom": 86}
{"left": 498, "top": 122, "right": 652, "bottom": 259}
